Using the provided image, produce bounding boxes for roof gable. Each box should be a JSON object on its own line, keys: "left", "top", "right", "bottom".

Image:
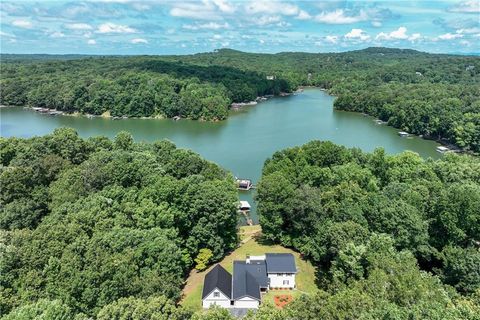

{"left": 232, "top": 261, "right": 262, "bottom": 301}
{"left": 265, "top": 253, "right": 297, "bottom": 273}
{"left": 202, "top": 264, "right": 232, "bottom": 299}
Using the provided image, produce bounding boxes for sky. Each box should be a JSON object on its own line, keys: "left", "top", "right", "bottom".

{"left": 0, "top": 0, "right": 479, "bottom": 55}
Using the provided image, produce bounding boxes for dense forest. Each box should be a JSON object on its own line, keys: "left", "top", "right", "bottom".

{"left": 1, "top": 48, "right": 479, "bottom": 151}
{"left": 2, "top": 134, "right": 479, "bottom": 319}
{"left": 253, "top": 140, "right": 480, "bottom": 319}
{"left": 0, "top": 129, "right": 239, "bottom": 318}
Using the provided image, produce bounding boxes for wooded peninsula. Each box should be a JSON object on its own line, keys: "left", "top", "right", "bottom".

{"left": 1, "top": 131, "right": 479, "bottom": 319}
{"left": 1, "top": 47, "right": 479, "bottom": 152}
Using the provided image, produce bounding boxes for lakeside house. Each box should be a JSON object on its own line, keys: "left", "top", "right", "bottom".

{"left": 202, "top": 253, "right": 297, "bottom": 310}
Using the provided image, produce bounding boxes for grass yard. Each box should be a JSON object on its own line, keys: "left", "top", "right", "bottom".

{"left": 180, "top": 225, "right": 318, "bottom": 312}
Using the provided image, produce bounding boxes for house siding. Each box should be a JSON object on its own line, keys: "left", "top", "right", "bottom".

{"left": 268, "top": 273, "right": 296, "bottom": 288}
{"left": 202, "top": 290, "right": 231, "bottom": 309}
{"left": 234, "top": 297, "right": 259, "bottom": 309}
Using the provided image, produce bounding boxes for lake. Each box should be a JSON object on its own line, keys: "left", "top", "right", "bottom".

{"left": 0, "top": 88, "right": 442, "bottom": 224}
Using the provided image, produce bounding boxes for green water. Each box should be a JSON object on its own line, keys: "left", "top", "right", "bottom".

{"left": 0, "top": 88, "right": 441, "bottom": 224}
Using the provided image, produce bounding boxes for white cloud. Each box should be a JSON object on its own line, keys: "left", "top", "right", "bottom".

{"left": 131, "top": 38, "right": 148, "bottom": 44}
{"left": 246, "top": 1, "right": 301, "bottom": 16}
{"left": 49, "top": 31, "right": 65, "bottom": 38}
{"left": 0, "top": 31, "right": 16, "bottom": 38}
{"left": 212, "top": 0, "right": 236, "bottom": 13}
{"left": 213, "top": 34, "right": 222, "bottom": 39}
{"left": 97, "top": 22, "right": 137, "bottom": 34}
{"left": 315, "top": 9, "right": 368, "bottom": 24}
{"left": 65, "top": 23, "right": 93, "bottom": 30}
{"left": 376, "top": 27, "right": 408, "bottom": 40}
{"left": 296, "top": 10, "right": 312, "bottom": 20}
{"left": 183, "top": 22, "right": 230, "bottom": 30}
{"left": 170, "top": 2, "right": 223, "bottom": 20}
{"left": 448, "top": 1, "right": 480, "bottom": 13}
{"left": 255, "top": 15, "right": 282, "bottom": 26}
{"left": 456, "top": 27, "right": 480, "bottom": 34}
{"left": 325, "top": 35, "right": 338, "bottom": 43}
{"left": 372, "top": 21, "right": 382, "bottom": 27}
{"left": 87, "top": 39, "right": 96, "bottom": 45}
{"left": 12, "top": 19, "right": 32, "bottom": 29}
{"left": 375, "top": 27, "right": 422, "bottom": 42}
{"left": 437, "top": 33, "right": 463, "bottom": 40}
{"left": 345, "top": 28, "right": 370, "bottom": 41}
{"left": 409, "top": 33, "right": 422, "bottom": 41}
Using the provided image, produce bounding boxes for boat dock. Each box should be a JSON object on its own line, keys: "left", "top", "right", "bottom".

{"left": 236, "top": 179, "right": 255, "bottom": 191}
{"left": 238, "top": 201, "right": 253, "bottom": 226}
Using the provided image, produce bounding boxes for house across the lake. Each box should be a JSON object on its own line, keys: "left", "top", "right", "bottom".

{"left": 202, "top": 253, "right": 297, "bottom": 310}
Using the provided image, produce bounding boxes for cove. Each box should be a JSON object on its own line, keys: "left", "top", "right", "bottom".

{"left": 0, "top": 88, "right": 442, "bottom": 224}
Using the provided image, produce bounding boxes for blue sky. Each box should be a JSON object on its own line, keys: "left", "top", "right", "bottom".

{"left": 1, "top": 0, "right": 479, "bottom": 55}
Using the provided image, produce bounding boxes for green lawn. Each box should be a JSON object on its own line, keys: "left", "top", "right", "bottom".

{"left": 180, "top": 226, "right": 318, "bottom": 312}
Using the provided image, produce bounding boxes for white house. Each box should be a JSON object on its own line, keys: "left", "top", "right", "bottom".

{"left": 202, "top": 265, "right": 232, "bottom": 309}
{"left": 265, "top": 253, "right": 297, "bottom": 289}
{"left": 202, "top": 253, "right": 297, "bottom": 310}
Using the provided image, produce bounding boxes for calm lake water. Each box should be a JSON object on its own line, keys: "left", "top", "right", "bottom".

{"left": 0, "top": 88, "right": 441, "bottom": 224}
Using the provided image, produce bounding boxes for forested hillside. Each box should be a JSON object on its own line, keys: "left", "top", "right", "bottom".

{"left": 0, "top": 129, "right": 239, "bottom": 318}
{"left": 1, "top": 48, "right": 478, "bottom": 151}
{"left": 251, "top": 141, "right": 480, "bottom": 319}
{"left": 1, "top": 133, "right": 480, "bottom": 319}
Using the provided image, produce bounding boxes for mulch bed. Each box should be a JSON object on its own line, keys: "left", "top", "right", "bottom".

{"left": 274, "top": 294, "right": 293, "bottom": 308}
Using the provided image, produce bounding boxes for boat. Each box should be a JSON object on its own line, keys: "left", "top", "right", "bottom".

{"left": 398, "top": 131, "right": 409, "bottom": 137}
{"left": 374, "top": 119, "right": 385, "bottom": 125}
{"left": 436, "top": 146, "right": 450, "bottom": 153}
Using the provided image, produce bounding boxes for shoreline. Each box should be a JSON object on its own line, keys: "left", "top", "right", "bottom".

{"left": 336, "top": 108, "right": 470, "bottom": 155}
{"left": 4, "top": 90, "right": 473, "bottom": 156}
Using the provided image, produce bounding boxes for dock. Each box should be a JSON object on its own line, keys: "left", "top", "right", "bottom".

{"left": 436, "top": 146, "right": 450, "bottom": 153}
{"left": 238, "top": 201, "right": 253, "bottom": 226}
{"left": 236, "top": 179, "right": 255, "bottom": 191}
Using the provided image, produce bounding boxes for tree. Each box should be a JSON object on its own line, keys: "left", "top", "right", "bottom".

{"left": 114, "top": 131, "right": 134, "bottom": 151}
{"left": 96, "top": 296, "right": 191, "bottom": 320}
{"left": 194, "top": 248, "right": 213, "bottom": 271}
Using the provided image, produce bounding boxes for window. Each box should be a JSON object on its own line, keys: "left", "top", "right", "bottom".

{"left": 283, "top": 280, "right": 289, "bottom": 285}
{"left": 213, "top": 291, "right": 220, "bottom": 298}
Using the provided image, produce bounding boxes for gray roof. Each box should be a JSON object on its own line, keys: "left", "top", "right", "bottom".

{"left": 232, "top": 260, "right": 268, "bottom": 300}
{"left": 202, "top": 264, "right": 232, "bottom": 299}
{"left": 265, "top": 253, "right": 297, "bottom": 273}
